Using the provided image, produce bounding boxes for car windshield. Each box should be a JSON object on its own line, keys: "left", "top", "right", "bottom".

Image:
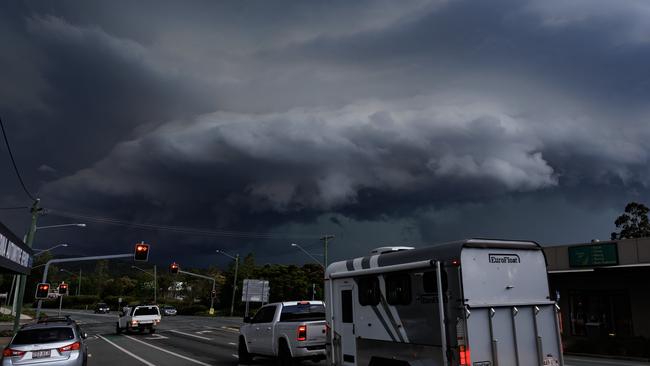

{"left": 133, "top": 306, "right": 159, "bottom": 316}
{"left": 13, "top": 327, "right": 75, "bottom": 345}
{"left": 279, "top": 303, "right": 325, "bottom": 322}
{"left": 97, "top": 303, "right": 108, "bottom": 307}
{"left": 164, "top": 306, "right": 175, "bottom": 310}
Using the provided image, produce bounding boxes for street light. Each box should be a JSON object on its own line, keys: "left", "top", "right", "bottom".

{"left": 59, "top": 268, "right": 82, "bottom": 296}
{"left": 216, "top": 250, "right": 239, "bottom": 317}
{"left": 291, "top": 243, "right": 325, "bottom": 268}
{"left": 132, "top": 265, "right": 157, "bottom": 304}
{"left": 35, "top": 223, "right": 86, "bottom": 230}
{"left": 34, "top": 243, "right": 69, "bottom": 256}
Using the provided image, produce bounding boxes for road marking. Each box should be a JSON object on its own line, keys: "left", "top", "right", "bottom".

{"left": 228, "top": 342, "right": 237, "bottom": 346}
{"left": 167, "top": 329, "right": 212, "bottom": 340}
{"left": 203, "top": 326, "right": 239, "bottom": 334}
{"left": 98, "top": 335, "right": 157, "bottom": 366}
{"left": 196, "top": 330, "right": 213, "bottom": 334}
{"left": 123, "top": 335, "right": 211, "bottom": 366}
{"left": 145, "top": 334, "right": 169, "bottom": 340}
{"left": 232, "top": 354, "right": 238, "bottom": 358}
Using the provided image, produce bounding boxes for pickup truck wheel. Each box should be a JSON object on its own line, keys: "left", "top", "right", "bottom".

{"left": 277, "top": 341, "right": 295, "bottom": 366}
{"left": 238, "top": 337, "right": 253, "bottom": 364}
{"left": 115, "top": 323, "right": 122, "bottom": 334}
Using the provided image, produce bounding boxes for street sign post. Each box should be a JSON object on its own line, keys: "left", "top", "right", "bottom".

{"left": 242, "top": 279, "right": 270, "bottom": 318}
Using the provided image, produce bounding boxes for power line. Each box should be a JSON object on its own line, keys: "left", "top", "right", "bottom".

{"left": 46, "top": 209, "right": 320, "bottom": 240}
{"left": 0, "top": 114, "right": 36, "bottom": 202}
{"left": 0, "top": 206, "right": 29, "bottom": 210}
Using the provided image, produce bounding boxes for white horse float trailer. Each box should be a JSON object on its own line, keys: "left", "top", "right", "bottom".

{"left": 325, "top": 239, "right": 563, "bottom": 366}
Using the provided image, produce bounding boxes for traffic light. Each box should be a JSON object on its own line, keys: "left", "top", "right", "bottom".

{"left": 170, "top": 262, "right": 179, "bottom": 274}
{"left": 58, "top": 282, "right": 69, "bottom": 296}
{"left": 35, "top": 283, "right": 50, "bottom": 299}
{"left": 134, "top": 242, "right": 150, "bottom": 261}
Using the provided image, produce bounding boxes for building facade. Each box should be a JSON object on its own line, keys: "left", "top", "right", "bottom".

{"left": 544, "top": 238, "right": 650, "bottom": 339}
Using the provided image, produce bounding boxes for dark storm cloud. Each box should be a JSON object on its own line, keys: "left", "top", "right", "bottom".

{"left": 1, "top": 0, "right": 650, "bottom": 264}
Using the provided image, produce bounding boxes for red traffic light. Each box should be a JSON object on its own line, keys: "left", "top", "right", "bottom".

{"left": 58, "top": 283, "right": 69, "bottom": 296}
{"left": 170, "top": 262, "right": 179, "bottom": 274}
{"left": 134, "top": 242, "right": 150, "bottom": 261}
{"left": 35, "top": 283, "right": 50, "bottom": 299}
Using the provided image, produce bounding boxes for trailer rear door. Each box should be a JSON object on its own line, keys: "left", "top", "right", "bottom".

{"left": 460, "top": 247, "right": 563, "bottom": 366}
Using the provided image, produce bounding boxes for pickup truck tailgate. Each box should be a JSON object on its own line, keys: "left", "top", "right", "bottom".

{"left": 305, "top": 320, "right": 326, "bottom": 342}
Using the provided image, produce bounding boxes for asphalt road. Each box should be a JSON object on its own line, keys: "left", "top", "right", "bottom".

{"left": 36, "top": 310, "right": 649, "bottom": 366}
{"left": 41, "top": 309, "right": 292, "bottom": 366}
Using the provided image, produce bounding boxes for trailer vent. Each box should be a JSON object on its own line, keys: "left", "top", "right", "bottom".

{"left": 370, "top": 246, "right": 414, "bottom": 255}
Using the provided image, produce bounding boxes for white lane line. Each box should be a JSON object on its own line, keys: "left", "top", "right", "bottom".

{"left": 232, "top": 354, "right": 238, "bottom": 358}
{"left": 146, "top": 334, "right": 169, "bottom": 340}
{"left": 203, "top": 326, "right": 239, "bottom": 334}
{"left": 168, "top": 329, "right": 211, "bottom": 340}
{"left": 228, "top": 342, "right": 236, "bottom": 346}
{"left": 196, "top": 330, "right": 213, "bottom": 334}
{"left": 98, "top": 335, "right": 157, "bottom": 366}
{"left": 123, "top": 334, "right": 211, "bottom": 366}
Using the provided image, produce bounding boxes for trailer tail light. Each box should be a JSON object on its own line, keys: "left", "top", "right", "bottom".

{"left": 459, "top": 345, "right": 471, "bottom": 366}
{"left": 2, "top": 348, "right": 25, "bottom": 357}
{"left": 297, "top": 325, "right": 307, "bottom": 341}
{"left": 58, "top": 342, "right": 81, "bottom": 353}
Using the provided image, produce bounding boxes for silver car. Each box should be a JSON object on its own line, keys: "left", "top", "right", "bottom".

{"left": 2, "top": 316, "right": 88, "bottom": 366}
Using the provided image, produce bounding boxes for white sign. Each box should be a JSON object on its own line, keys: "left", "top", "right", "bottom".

{"left": 242, "top": 279, "right": 270, "bottom": 302}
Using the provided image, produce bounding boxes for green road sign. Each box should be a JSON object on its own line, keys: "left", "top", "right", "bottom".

{"left": 568, "top": 242, "right": 618, "bottom": 267}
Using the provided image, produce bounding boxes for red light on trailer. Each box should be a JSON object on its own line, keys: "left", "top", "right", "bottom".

{"left": 297, "top": 325, "right": 307, "bottom": 341}
{"left": 459, "top": 345, "right": 471, "bottom": 365}
{"left": 451, "top": 258, "right": 461, "bottom": 266}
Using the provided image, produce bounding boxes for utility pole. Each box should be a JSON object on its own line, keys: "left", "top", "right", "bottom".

{"left": 153, "top": 265, "right": 157, "bottom": 304}
{"left": 77, "top": 269, "right": 82, "bottom": 296}
{"left": 13, "top": 199, "right": 41, "bottom": 332}
{"left": 320, "top": 235, "right": 334, "bottom": 269}
{"left": 231, "top": 254, "right": 239, "bottom": 317}
{"left": 216, "top": 250, "right": 239, "bottom": 316}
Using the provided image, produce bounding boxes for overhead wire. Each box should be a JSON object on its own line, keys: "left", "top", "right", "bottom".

{"left": 0, "top": 206, "right": 29, "bottom": 210}
{"left": 46, "top": 208, "right": 321, "bottom": 240}
{"left": 0, "top": 114, "right": 37, "bottom": 202}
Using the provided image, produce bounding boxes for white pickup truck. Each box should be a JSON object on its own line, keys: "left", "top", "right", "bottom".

{"left": 239, "top": 301, "right": 327, "bottom": 365}
{"left": 116, "top": 304, "right": 161, "bottom": 334}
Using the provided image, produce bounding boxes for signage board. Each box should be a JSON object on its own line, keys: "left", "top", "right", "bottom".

{"left": 242, "top": 279, "right": 270, "bottom": 302}
{"left": 0, "top": 221, "right": 33, "bottom": 275}
{"left": 568, "top": 242, "right": 618, "bottom": 267}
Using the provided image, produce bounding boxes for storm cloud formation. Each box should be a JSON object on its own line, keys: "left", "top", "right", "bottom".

{"left": 1, "top": 0, "right": 649, "bottom": 265}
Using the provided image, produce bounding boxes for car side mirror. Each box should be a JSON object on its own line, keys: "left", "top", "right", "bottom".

{"left": 244, "top": 316, "right": 252, "bottom": 323}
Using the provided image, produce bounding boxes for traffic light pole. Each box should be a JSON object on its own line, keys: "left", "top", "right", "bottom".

{"left": 177, "top": 270, "right": 217, "bottom": 315}
{"left": 35, "top": 253, "right": 134, "bottom": 319}
{"left": 58, "top": 294, "right": 63, "bottom": 317}
{"left": 13, "top": 199, "right": 41, "bottom": 332}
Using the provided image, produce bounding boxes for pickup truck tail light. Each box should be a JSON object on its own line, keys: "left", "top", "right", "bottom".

{"left": 297, "top": 325, "right": 307, "bottom": 341}
{"left": 131, "top": 320, "right": 139, "bottom": 326}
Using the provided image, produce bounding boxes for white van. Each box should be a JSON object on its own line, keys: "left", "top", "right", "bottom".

{"left": 325, "top": 239, "right": 563, "bottom": 366}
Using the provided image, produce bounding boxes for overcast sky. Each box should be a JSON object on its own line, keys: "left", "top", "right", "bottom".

{"left": 1, "top": 0, "right": 649, "bottom": 268}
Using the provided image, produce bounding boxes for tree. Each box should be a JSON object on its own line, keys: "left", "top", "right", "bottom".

{"left": 611, "top": 202, "right": 650, "bottom": 239}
